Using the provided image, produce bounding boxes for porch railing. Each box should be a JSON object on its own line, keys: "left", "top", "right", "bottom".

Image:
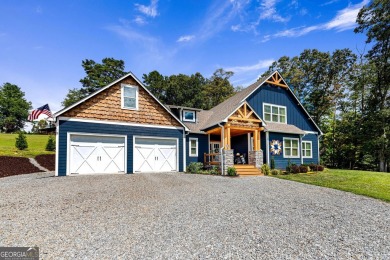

{"left": 204, "top": 153, "right": 221, "bottom": 167}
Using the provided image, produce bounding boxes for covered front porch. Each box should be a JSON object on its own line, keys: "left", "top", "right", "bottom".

{"left": 203, "top": 103, "right": 264, "bottom": 175}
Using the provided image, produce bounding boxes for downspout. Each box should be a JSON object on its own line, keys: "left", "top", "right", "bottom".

{"left": 265, "top": 131, "right": 270, "bottom": 165}
{"left": 300, "top": 133, "right": 306, "bottom": 165}
{"left": 183, "top": 130, "right": 190, "bottom": 172}
{"left": 218, "top": 123, "right": 225, "bottom": 175}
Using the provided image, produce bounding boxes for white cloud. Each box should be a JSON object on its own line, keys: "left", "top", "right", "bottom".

{"left": 134, "top": 16, "right": 147, "bottom": 25}
{"left": 259, "top": 0, "right": 289, "bottom": 23}
{"left": 262, "top": 0, "right": 369, "bottom": 41}
{"left": 198, "top": 0, "right": 247, "bottom": 40}
{"left": 135, "top": 0, "right": 159, "bottom": 18}
{"left": 324, "top": 0, "right": 369, "bottom": 31}
{"left": 225, "top": 59, "right": 275, "bottom": 73}
{"left": 177, "top": 35, "right": 195, "bottom": 42}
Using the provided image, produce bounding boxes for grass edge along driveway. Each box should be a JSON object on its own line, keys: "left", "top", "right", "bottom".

{"left": 273, "top": 169, "right": 390, "bottom": 202}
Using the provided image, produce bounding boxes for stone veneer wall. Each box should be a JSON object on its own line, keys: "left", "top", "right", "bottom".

{"left": 222, "top": 150, "right": 234, "bottom": 175}
{"left": 249, "top": 150, "right": 263, "bottom": 169}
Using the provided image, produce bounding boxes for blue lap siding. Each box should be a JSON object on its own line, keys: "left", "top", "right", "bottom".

{"left": 302, "top": 133, "right": 319, "bottom": 165}
{"left": 266, "top": 132, "right": 319, "bottom": 169}
{"left": 245, "top": 83, "right": 321, "bottom": 168}
{"left": 58, "top": 120, "right": 184, "bottom": 176}
{"left": 186, "top": 133, "right": 208, "bottom": 165}
{"left": 247, "top": 84, "right": 319, "bottom": 132}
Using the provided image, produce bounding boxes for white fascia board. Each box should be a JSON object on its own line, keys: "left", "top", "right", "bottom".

{"left": 58, "top": 117, "right": 185, "bottom": 130}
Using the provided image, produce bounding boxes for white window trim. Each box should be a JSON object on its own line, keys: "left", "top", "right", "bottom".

{"left": 121, "top": 84, "right": 139, "bottom": 110}
{"left": 283, "top": 137, "right": 300, "bottom": 158}
{"left": 263, "top": 103, "right": 287, "bottom": 124}
{"left": 302, "top": 140, "right": 313, "bottom": 158}
{"left": 183, "top": 110, "right": 196, "bottom": 122}
{"left": 189, "top": 138, "right": 198, "bottom": 157}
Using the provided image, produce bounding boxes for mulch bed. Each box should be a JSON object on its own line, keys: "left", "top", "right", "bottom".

{"left": 35, "top": 154, "right": 55, "bottom": 171}
{"left": 0, "top": 156, "right": 40, "bottom": 178}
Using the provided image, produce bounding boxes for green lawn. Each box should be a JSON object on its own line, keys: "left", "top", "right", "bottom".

{"left": 0, "top": 133, "right": 55, "bottom": 158}
{"left": 273, "top": 169, "right": 390, "bottom": 202}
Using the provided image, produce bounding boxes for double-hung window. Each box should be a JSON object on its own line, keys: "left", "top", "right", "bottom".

{"left": 283, "top": 138, "right": 299, "bottom": 158}
{"left": 189, "top": 138, "right": 198, "bottom": 157}
{"left": 121, "top": 84, "right": 138, "bottom": 110}
{"left": 302, "top": 141, "right": 312, "bottom": 158}
{"left": 263, "top": 103, "right": 286, "bottom": 123}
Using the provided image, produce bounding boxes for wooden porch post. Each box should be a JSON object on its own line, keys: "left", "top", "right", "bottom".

{"left": 227, "top": 125, "right": 231, "bottom": 149}
{"left": 257, "top": 128, "right": 261, "bottom": 151}
{"left": 253, "top": 130, "right": 258, "bottom": 151}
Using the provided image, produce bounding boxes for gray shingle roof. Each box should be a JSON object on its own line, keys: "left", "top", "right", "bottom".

{"left": 200, "top": 74, "right": 270, "bottom": 131}
{"left": 264, "top": 122, "right": 306, "bottom": 135}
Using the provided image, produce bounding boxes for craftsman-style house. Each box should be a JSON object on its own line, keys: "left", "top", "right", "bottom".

{"left": 54, "top": 71, "right": 322, "bottom": 176}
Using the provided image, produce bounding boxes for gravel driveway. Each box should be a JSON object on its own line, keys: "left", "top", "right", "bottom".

{"left": 1, "top": 172, "right": 389, "bottom": 259}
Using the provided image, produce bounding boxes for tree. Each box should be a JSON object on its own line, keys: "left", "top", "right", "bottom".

{"left": 0, "top": 83, "right": 32, "bottom": 133}
{"left": 355, "top": 0, "right": 390, "bottom": 172}
{"left": 262, "top": 49, "right": 356, "bottom": 128}
{"left": 143, "top": 69, "right": 233, "bottom": 110}
{"left": 45, "top": 135, "right": 56, "bottom": 151}
{"left": 31, "top": 119, "right": 48, "bottom": 133}
{"left": 62, "top": 58, "right": 128, "bottom": 107}
{"left": 202, "top": 68, "right": 235, "bottom": 109}
{"left": 15, "top": 132, "right": 28, "bottom": 150}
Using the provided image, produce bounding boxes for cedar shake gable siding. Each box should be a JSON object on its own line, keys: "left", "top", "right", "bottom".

{"left": 62, "top": 77, "right": 181, "bottom": 127}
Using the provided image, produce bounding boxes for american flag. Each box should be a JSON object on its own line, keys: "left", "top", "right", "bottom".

{"left": 28, "top": 104, "right": 52, "bottom": 121}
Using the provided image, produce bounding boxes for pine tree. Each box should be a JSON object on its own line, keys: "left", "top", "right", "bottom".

{"left": 15, "top": 132, "right": 28, "bottom": 150}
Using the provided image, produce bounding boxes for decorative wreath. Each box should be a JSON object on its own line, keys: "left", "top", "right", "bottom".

{"left": 270, "top": 140, "right": 282, "bottom": 155}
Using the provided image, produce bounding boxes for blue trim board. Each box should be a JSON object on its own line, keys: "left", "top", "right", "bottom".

{"left": 58, "top": 120, "right": 184, "bottom": 176}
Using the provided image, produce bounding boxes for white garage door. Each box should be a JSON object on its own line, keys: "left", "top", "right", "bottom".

{"left": 70, "top": 135, "right": 125, "bottom": 174}
{"left": 134, "top": 137, "right": 177, "bottom": 173}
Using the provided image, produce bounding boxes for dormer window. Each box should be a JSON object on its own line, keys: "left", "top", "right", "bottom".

{"left": 183, "top": 110, "right": 195, "bottom": 122}
{"left": 121, "top": 84, "right": 138, "bottom": 110}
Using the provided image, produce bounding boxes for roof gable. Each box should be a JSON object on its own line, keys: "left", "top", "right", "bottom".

{"left": 55, "top": 73, "right": 188, "bottom": 129}
{"left": 200, "top": 71, "right": 322, "bottom": 134}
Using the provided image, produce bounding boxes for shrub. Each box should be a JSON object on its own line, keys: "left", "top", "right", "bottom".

{"left": 309, "top": 163, "right": 318, "bottom": 171}
{"left": 309, "top": 164, "right": 324, "bottom": 171}
{"left": 270, "top": 169, "right": 279, "bottom": 175}
{"left": 227, "top": 166, "right": 237, "bottom": 176}
{"left": 299, "top": 165, "right": 309, "bottom": 173}
{"left": 187, "top": 162, "right": 203, "bottom": 174}
{"left": 286, "top": 159, "right": 292, "bottom": 173}
{"left": 209, "top": 166, "right": 220, "bottom": 175}
{"left": 279, "top": 170, "right": 285, "bottom": 175}
{"left": 15, "top": 132, "right": 28, "bottom": 150}
{"left": 270, "top": 157, "right": 275, "bottom": 169}
{"left": 45, "top": 135, "right": 56, "bottom": 151}
{"left": 261, "top": 164, "right": 270, "bottom": 175}
{"left": 291, "top": 165, "right": 300, "bottom": 174}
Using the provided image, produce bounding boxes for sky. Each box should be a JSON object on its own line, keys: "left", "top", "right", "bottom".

{"left": 0, "top": 0, "right": 370, "bottom": 114}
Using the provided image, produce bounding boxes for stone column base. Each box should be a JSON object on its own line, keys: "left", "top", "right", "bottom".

{"left": 222, "top": 150, "right": 234, "bottom": 175}
{"left": 249, "top": 150, "right": 263, "bottom": 169}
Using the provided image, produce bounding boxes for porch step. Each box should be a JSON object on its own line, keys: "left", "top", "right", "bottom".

{"left": 234, "top": 165, "right": 263, "bottom": 176}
